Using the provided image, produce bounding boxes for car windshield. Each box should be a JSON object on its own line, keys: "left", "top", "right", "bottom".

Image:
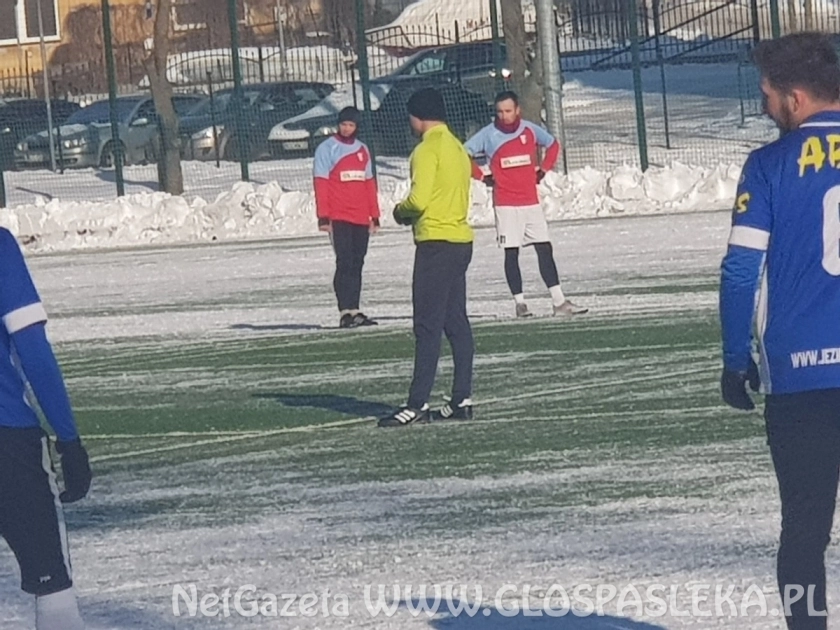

{"left": 66, "top": 99, "right": 139, "bottom": 125}
{"left": 389, "top": 51, "right": 433, "bottom": 76}
{"left": 185, "top": 90, "right": 263, "bottom": 116}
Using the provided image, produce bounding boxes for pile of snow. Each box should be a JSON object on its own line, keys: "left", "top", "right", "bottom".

{"left": 0, "top": 162, "right": 739, "bottom": 253}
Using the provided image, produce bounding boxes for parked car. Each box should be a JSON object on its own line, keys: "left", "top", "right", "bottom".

{"left": 267, "top": 76, "right": 493, "bottom": 158}
{"left": 179, "top": 81, "right": 334, "bottom": 162}
{"left": 138, "top": 47, "right": 353, "bottom": 89}
{"left": 14, "top": 94, "right": 203, "bottom": 170}
{"left": 0, "top": 99, "right": 80, "bottom": 170}
{"left": 379, "top": 41, "right": 510, "bottom": 106}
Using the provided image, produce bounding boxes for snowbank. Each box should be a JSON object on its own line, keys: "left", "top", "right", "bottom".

{"left": 0, "top": 162, "right": 739, "bottom": 253}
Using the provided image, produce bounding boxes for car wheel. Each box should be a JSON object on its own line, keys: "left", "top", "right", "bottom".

{"left": 100, "top": 141, "right": 127, "bottom": 169}
{"left": 464, "top": 119, "right": 483, "bottom": 140}
{"left": 220, "top": 135, "right": 235, "bottom": 161}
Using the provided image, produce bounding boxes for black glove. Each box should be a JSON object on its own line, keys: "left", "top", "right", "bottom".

{"left": 721, "top": 359, "right": 761, "bottom": 411}
{"left": 318, "top": 217, "right": 330, "bottom": 229}
{"left": 536, "top": 169, "right": 546, "bottom": 184}
{"left": 482, "top": 174, "right": 495, "bottom": 188}
{"left": 56, "top": 439, "right": 92, "bottom": 503}
{"left": 392, "top": 206, "right": 412, "bottom": 226}
{"left": 371, "top": 217, "right": 380, "bottom": 228}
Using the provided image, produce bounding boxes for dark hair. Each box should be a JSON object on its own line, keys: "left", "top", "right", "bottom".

{"left": 494, "top": 90, "right": 519, "bottom": 106}
{"left": 753, "top": 32, "right": 840, "bottom": 102}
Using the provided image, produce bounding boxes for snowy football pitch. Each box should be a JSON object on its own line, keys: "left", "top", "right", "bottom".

{"left": 1, "top": 211, "right": 825, "bottom": 628}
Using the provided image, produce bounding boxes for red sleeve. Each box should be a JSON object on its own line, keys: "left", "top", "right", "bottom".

{"left": 366, "top": 177, "right": 380, "bottom": 219}
{"left": 471, "top": 160, "right": 485, "bottom": 180}
{"left": 540, "top": 140, "right": 560, "bottom": 173}
{"left": 314, "top": 177, "right": 331, "bottom": 220}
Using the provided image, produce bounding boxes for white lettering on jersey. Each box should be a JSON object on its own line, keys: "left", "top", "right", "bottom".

{"left": 790, "top": 347, "right": 840, "bottom": 368}
{"left": 340, "top": 170, "right": 366, "bottom": 182}
{"left": 500, "top": 154, "right": 532, "bottom": 169}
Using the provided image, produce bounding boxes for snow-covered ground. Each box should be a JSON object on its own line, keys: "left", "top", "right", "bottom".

{"left": 0, "top": 211, "right": 825, "bottom": 629}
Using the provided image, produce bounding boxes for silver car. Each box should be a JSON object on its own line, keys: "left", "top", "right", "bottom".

{"left": 14, "top": 94, "right": 203, "bottom": 169}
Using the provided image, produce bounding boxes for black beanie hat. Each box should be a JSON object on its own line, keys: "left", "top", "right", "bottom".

{"left": 406, "top": 88, "right": 446, "bottom": 122}
{"left": 338, "top": 106, "right": 360, "bottom": 125}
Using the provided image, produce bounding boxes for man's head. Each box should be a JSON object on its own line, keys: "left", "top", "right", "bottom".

{"left": 753, "top": 32, "right": 840, "bottom": 132}
{"left": 494, "top": 91, "right": 521, "bottom": 126}
{"left": 337, "top": 106, "right": 360, "bottom": 138}
{"left": 406, "top": 88, "right": 446, "bottom": 137}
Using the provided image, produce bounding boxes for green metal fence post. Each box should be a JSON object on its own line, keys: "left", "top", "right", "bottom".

{"left": 628, "top": 0, "right": 649, "bottom": 171}
{"left": 355, "top": 0, "right": 376, "bottom": 177}
{"left": 489, "top": 0, "right": 504, "bottom": 93}
{"left": 750, "top": 0, "right": 760, "bottom": 44}
{"left": 652, "top": 0, "right": 670, "bottom": 150}
{"left": 227, "top": 0, "right": 249, "bottom": 182}
{"left": 769, "top": 0, "right": 781, "bottom": 38}
{"left": 101, "top": 0, "right": 125, "bottom": 196}
{"left": 0, "top": 166, "right": 6, "bottom": 208}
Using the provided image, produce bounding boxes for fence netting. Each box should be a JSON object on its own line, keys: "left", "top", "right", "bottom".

{"left": 0, "top": 0, "right": 830, "bottom": 209}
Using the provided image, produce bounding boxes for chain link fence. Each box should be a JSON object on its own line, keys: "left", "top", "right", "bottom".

{"left": 0, "top": 0, "right": 831, "bottom": 208}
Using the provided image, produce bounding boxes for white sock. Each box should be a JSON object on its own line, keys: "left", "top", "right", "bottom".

{"left": 549, "top": 285, "right": 566, "bottom": 306}
{"left": 37, "top": 588, "right": 85, "bottom": 630}
{"left": 513, "top": 293, "right": 526, "bottom": 304}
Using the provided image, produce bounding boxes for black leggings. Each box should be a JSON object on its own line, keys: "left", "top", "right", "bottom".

{"left": 503, "top": 242, "right": 559, "bottom": 295}
{"left": 332, "top": 221, "right": 370, "bottom": 312}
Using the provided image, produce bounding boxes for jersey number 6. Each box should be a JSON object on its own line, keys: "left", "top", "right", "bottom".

{"left": 823, "top": 186, "right": 840, "bottom": 276}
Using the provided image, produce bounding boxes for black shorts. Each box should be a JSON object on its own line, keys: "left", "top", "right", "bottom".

{"left": 0, "top": 427, "right": 73, "bottom": 595}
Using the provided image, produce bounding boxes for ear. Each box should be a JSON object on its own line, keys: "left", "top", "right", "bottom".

{"left": 789, "top": 88, "right": 809, "bottom": 113}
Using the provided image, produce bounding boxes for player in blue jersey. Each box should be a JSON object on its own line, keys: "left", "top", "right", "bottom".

{"left": 719, "top": 33, "right": 840, "bottom": 630}
{"left": 0, "top": 228, "right": 91, "bottom": 629}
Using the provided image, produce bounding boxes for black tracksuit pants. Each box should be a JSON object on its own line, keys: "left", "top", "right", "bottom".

{"left": 765, "top": 388, "right": 840, "bottom": 630}
{"left": 407, "top": 241, "right": 474, "bottom": 409}
{"left": 332, "top": 220, "right": 370, "bottom": 312}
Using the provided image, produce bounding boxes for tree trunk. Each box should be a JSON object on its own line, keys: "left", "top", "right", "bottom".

{"left": 500, "top": 0, "right": 543, "bottom": 123}
{"left": 144, "top": 0, "right": 184, "bottom": 195}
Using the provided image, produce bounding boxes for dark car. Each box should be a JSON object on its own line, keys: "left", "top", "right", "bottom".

{"left": 15, "top": 94, "right": 203, "bottom": 170}
{"left": 0, "top": 99, "right": 80, "bottom": 169}
{"left": 179, "top": 81, "right": 335, "bottom": 162}
{"left": 381, "top": 41, "right": 510, "bottom": 106}
{"left": 267, "top": 42, "right": 507, "bottom": 158}
{"left": 268, "top": 78, "right": 493, "bottom": 158}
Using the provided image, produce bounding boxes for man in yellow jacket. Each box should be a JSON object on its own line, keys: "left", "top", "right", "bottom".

{"left": 379, "top": 87, "right": 476, "bottom": 427}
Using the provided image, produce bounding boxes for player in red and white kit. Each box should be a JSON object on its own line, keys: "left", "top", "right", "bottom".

{"left": 465, "top": 91, "right": 587, "bottom": 318}
{"left": 313, "top": 107, "right": 380, "bottom": 328}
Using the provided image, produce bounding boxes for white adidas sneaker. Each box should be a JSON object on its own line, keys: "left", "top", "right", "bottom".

{"left": 553, "top": 300, "right": 589, "bottom": 316}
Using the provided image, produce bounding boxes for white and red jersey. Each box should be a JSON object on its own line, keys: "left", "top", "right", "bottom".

{"left": 464, "top": 119, "right": 560, "bottom": 207}
{"left": 313, "top": 135, "right": 380, "bottom": 226}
